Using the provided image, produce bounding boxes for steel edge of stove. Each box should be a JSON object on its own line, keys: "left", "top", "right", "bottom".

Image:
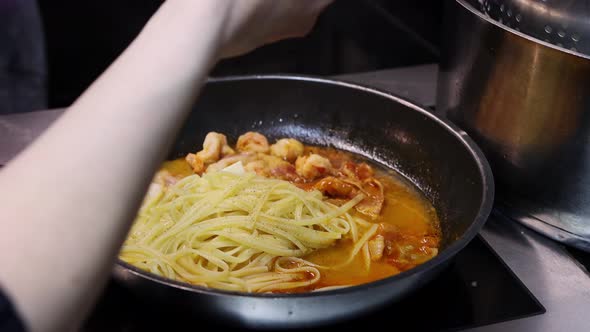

{"left": 473, "top": 212, "right": 590, "bottom": 332}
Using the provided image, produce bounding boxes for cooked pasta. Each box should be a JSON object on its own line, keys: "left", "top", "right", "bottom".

{"left": 119, "top": 162, "right": 376, "bottom": 293}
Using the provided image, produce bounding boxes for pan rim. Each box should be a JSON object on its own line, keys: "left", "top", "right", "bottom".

{"left": 114, "top": 73, "right": 495, "bottom": 299}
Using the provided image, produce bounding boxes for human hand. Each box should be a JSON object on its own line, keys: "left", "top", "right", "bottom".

{"left": 217, "top": 0, "right": 335, "bottom": 58}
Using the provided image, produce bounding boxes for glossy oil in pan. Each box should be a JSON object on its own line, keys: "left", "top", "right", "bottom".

{"left": 113, "top": 75, "right": 494, "bottom": 329}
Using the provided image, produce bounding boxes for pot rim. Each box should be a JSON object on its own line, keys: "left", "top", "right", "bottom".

{"left": 456, "top": 0, "right": 590, "bottom": 60}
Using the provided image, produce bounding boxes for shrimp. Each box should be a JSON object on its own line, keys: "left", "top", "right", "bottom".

{"left": 185, "top": 153, "right": 206, "bottom": 174}
{"left": 270, "top": 138, "right": 304, "bottom": 162}
{"left": 355, "top": 178, "right": 385, "bottom": 219}
{"left": 314, "top": 176, "right": 357, "bottom": 197}
{"left": 236, "top": 132, "right": 270, "bottom": 153}
{"left": 368, "top": 235, "right": 385, "bottom": 261}
{"left": 295, "top": 154, "right": 332, "bottom": 180}
{"left": 199, "top": 132, "right": 235, "bottom": 163}
{"left": 185, "top": 132, "right": 235, "bottom": 174}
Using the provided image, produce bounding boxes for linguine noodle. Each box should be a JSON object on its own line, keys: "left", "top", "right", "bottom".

{"left": 119, "top": 164, "right": 376, "bottom": 293}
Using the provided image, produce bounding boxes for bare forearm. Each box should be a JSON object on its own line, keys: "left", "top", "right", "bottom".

{"left": 0, "top": 1, "right": 230, "bottom": 331}
{"left": 0, "top": 0, "right": 334, "bottom": 330}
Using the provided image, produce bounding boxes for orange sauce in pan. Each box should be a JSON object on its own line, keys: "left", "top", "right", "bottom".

{"left": 161, "top": 146, "right": 441, "bottom": 291}
{"left": 160, "top": 159, "right": 193, "bottom": 178}
{"left": 304, "top": 153, "right": 440, "bottom": 289}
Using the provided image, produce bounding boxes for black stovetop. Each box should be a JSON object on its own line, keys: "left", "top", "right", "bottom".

{"left": 82, "top": 234, "right": 545, "bottom": 332}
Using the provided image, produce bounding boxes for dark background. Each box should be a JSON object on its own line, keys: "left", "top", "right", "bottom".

{"left": 35, "top": 0, "right": 442, "bottom": 109}
{"left": 37, "top": 0, "right": 443, "bottom": 108}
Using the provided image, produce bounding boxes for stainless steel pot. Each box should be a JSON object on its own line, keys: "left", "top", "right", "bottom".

{"left": 437, "top": 0, "right": 590, "bottom": 252}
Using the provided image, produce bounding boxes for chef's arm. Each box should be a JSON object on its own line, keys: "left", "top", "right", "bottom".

{"left": 0, "top": 1, "right": 332, "bottom": 331}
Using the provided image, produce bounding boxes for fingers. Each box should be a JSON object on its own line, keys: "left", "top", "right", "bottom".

{"left": 279, "top": 0, "right": 335, "bottom": 39}
{"left": 220, "top": 0, "right": 335, "bottom": 59}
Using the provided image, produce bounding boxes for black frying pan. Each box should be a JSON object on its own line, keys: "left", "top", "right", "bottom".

{"left": 112, "top": 75, "right": 494, "bottom": 329}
